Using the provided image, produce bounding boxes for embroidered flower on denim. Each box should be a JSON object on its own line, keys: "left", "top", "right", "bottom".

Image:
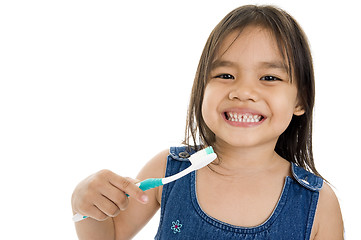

{"left": 171, "top": 220, "right": 182, "bottom": 234}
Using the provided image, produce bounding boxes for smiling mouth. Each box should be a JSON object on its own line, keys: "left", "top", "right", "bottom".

{"left": 224, "top": 112, "right": 265, "bottom": 123}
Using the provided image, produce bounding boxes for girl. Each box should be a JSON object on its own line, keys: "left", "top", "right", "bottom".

{"left": 72, "top": 5, "right": 344, "bottom": 239}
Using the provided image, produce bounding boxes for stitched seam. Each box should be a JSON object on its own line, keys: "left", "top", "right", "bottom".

{"left": 304, "top": 191, "right": 320, "bottom": 240}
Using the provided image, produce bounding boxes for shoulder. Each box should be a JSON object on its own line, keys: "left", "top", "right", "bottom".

{"left": 290, "top": 164, "right": 344, "bottom": 239}
{"left": 311, "top": 182, "right": 344, "bottom": 239}
{"left": 138, "top": 149, "right": 169, "bottom": 176}
{"left": 137, "top": 146, "right": 195, "bottom": 175}
{"left": 136, "top": 146, "right": 200, "bottom": 204}
{"left": 137, "top": 146, "right": 196, "bottom": 181}
{"left": 137, "top": 149, "right": 169, "bottom": 183}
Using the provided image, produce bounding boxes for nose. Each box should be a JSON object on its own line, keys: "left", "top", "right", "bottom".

{"left": 228, "top": 79, "right": 259, "bottom": 102}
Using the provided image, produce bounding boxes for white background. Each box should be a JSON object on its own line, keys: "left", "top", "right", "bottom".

{"left": 0, "top": 0, "right": 359, "bottom": 239}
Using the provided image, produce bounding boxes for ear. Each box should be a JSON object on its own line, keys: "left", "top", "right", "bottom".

{"left": 293, "top": 104, "right": 305, "bottom": 116}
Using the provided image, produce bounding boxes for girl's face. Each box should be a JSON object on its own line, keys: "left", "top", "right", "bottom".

{"left": 202, "top": 26, "right": 304, "bottom": 150}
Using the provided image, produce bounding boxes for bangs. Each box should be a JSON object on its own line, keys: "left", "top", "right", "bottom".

{"left": 210, "top": 24, "right": 294, "bottom": 84}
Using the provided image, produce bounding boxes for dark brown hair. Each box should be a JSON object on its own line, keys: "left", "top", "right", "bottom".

{"left": 184, "top": 5, "right": 321, "bottom": 177}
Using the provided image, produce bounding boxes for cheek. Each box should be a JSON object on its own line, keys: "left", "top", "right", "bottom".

{"left": 270, "top": 91, "right": 298, "bottom": 127}
{"left": 201, "top": 89, "right": 214, "bottom": 124}
{"left": 201, "top": 85, "right": 222, "bottom": 127}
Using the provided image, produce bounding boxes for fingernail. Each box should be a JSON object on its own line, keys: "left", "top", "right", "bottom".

{"left": 141, "top": 194, "right": 148, "bottom": 203}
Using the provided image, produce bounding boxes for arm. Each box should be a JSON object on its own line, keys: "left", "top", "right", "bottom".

{"left": 71, "top": 149, "right": 168, "bottom": 240}
{"left": 112, "top": 149, "right": 168, "bottom": 239}
{"left": 311, "top": 182, "right": 344, "bottom": 240}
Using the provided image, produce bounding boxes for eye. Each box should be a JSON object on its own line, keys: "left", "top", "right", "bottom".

{"left": 215, "top": 74, "right": 235, "bottom": 80}
{"left": 260, "top": 75, "right": 282, "bottom": 81}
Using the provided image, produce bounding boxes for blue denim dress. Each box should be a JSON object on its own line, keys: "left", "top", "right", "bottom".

{"left": 155, "top": 146, "right": 323, "bottom": 240}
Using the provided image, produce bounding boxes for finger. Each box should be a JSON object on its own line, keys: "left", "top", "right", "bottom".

{"left": 108, "top": 175, "right": 149, "bottom": 204}
{"left": 99, "top": 183, "right": 130, "bottom": 211}
{"left": 125, "top": 177, "right": 141, "bottom": 184}
{"left": 82, "top": 205, "right": 109, "bottom": 222}
{"left": 93, "top": 194, "right": 121, "bottom": 218}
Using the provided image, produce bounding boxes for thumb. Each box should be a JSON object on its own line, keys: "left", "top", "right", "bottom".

{"left": 115, "top": 176, "right": 149, "bottom": 204}
{"left": 126, "top": 177, "right": 141, "bottom": 184}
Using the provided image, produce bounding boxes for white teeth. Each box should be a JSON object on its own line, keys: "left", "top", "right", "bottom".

{"left": 226, "top": 112, "right": 262, "bottom": 123}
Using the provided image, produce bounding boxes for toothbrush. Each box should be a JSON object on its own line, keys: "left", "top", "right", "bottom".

{"left": 73, "top": 146, "right": 217, "bottom": 222}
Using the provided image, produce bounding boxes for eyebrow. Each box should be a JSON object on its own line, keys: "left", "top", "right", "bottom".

{"left": 259, "top": 61, "right": 288, "bottom": 72}
{"left": 211, "top": 60, "right": 237, "bottom": 70}
{"left": 211, "top": 60, "right": 288, "bottom": 72}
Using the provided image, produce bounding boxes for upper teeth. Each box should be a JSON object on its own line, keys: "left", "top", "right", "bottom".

{"left": 227, "top": 112, "right": 262, "bottom": 123}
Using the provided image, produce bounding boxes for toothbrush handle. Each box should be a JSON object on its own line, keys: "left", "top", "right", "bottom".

{"left": 73, "top": 178, "right": 163, "bottom": 222}
{"left": 125, "top": 178, "right": 163, "bottom": 196}
{"left": 137, "top": 178, "right": 164, "bottom": 191}
{"left": 73, "top": 213, "right": 88, "bottom": 222}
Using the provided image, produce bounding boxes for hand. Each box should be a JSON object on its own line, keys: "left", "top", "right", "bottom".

{"left": 71, "top": 170, "right": 149, "bottom": 221}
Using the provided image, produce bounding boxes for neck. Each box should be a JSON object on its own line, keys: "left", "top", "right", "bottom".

{"left": 212, "top": 139, "right": 283, "bottom": 176}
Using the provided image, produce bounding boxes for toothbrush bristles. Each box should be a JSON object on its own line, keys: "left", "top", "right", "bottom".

{"left": 204, "top": 146, "right": 214, "bottom": 155}
{"left": 188, "top": 146, "right": 215, "bottom": 164}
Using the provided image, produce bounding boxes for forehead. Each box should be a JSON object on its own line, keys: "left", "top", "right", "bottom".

{"left": 213, "top": 25, "right": 287, "bottom": 68}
